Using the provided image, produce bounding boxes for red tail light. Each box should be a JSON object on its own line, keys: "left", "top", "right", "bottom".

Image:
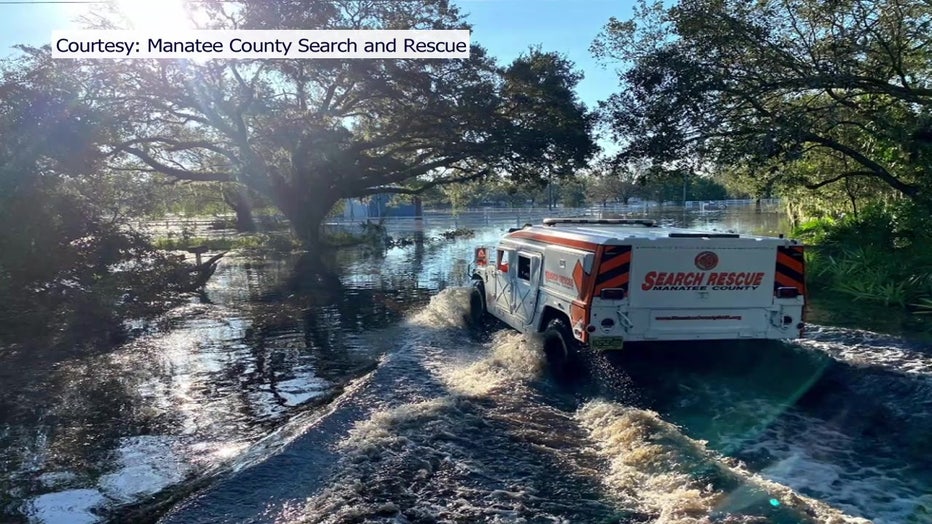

{"left": 600, "top": 288, "right": 626, "bottom": 300}
{"left": 776, "top": 286, "right": 800, "bottom": 299}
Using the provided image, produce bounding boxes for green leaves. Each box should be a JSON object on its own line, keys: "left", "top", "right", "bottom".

{"left": 595, "top": 0, "right": 932, "bottom": 203}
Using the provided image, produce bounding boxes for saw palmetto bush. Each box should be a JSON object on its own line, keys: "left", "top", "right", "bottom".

{"left": 794, "top": 202, "right": 932, "bottom": 311}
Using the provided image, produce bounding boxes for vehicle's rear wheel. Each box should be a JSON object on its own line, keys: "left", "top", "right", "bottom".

{"left": 542, "top": 317, "right": 581, "bottom": 380}
{"left": 469, "top": 282, "right": 486, "bottom": 327}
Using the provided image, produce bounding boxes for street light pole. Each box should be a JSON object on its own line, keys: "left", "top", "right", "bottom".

{"left": 682, "top": 174, "right": 687, "bottom": 207}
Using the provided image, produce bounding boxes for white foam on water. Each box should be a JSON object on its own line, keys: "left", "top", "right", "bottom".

{"left": 300, "top": 397, "right": 538, "bottom": 522}
{"left": 405, "top": 286, "right": 547, "bottom": 398}
{"left": 25, "top": 488, "right": 106, "bottom": 524}
{"left": 337, "top": 397, "right": 454, "bottom": 456}
{"left": 36, "top": 471, "right": 77, "bottom": 489}
{"left": 436, "top": 330, "right": 546, "bottom": 397}
{"left": 407, "top": 286, "right": 472, "bottom": 331}
{"left": 576, "top": 400, "right": 870, "bottom": 524}
{"left": 801, "top": 325, "right": 932, "bottom": 377}
{"left": 303, "top": 392, "right": 613, "bottom": 522}
{"left": 97, "top": 435, "right": 193, "bottom": 504}
{"left": 297, "top": 289, "right": 616, "bottom": 522}
{"left": 725, "top": 409, "right": 932, "bottom": 524}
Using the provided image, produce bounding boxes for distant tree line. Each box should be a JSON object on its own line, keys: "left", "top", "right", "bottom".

{"left": 415, "top": 163, "right": 730, "bottom": 210}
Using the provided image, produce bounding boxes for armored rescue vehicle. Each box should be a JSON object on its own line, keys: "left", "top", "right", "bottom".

{"left": 469, "top": 218, "right": 806, "bottom": 369}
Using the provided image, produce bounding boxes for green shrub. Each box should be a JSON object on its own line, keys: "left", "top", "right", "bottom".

{"left": 799, "top": 201, "right": 932, "bottom": 311}
{"left": 791, "top": 217, "right": 835, "bottom": 245}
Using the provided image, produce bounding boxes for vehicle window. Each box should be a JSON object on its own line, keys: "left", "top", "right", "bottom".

{"left": 517, "top": 255, "right": 531, "bottom": 280}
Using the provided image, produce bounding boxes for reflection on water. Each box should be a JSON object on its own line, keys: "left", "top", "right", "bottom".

{"left": 3, "top": 205, "right": 930, "bottom": 523}
{"left": 0, "top": 221, "right": 468, "bottom": 521}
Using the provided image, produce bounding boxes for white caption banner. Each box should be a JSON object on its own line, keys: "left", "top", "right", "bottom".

{"left": 51, "top": 30, "right": 471, "bottom": 59}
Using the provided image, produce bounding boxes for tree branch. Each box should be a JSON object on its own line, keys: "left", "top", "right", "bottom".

{"left": 802, "top": 170, "right": 876, "bottom": 190}
{"left": 353, "top": 169, "right": 491, "bottom": 197}
{"left": 110, "top": 137, "right": 238, "bottom": 163}
{"left": 803, "top": 132, "right": 919, "bottom": 196}
{"left": 119, "top": 146, "right": 231, "bottom": 182}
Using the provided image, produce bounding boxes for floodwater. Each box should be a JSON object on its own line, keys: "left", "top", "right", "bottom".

{"left": 2, "top": 205, "right": 931, "bottom": 523}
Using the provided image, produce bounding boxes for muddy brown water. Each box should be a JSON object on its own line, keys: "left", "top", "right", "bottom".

{"left": 2, "top": 206, "right": 931, "bottom": 523}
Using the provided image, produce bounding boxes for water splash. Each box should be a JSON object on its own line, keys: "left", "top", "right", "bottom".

{"left": 576, "top": 400, "right": 870, "bottom": 524}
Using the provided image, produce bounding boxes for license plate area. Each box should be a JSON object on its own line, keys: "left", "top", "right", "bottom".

{"left": 590, "top": 336, "right": 624, "bottom": 350}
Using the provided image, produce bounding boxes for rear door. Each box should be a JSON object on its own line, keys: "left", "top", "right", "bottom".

{"left": 513, "top": 252, "right": 541, "bottom": 324}
{"left": 628, "top": 238, "right": 778, "bottom": 309}
{"left": 490, "top": 247, "right": 516, "bottom": 321}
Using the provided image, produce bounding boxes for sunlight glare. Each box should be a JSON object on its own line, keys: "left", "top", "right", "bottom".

{"left": 114, "top": 0, "right": 194, "bottom": 31}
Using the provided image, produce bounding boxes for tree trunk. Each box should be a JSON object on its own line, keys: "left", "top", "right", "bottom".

{"left": 222, "top": 185, "right": 257, "bottom": 232}
{"left": 274, "top": 182, "right": 338, "bottom": 248}
{"left": 290, "top": 203, "right": 329, "bottom": 247}
{"left": 844, "top": 177, "right": 860, "bottom": 219}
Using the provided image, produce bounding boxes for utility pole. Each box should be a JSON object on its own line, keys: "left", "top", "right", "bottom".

{"left": 682, "top": 173, "right": 687, "bottom": 207}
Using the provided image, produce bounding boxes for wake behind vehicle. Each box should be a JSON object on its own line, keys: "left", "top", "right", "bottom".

{"left": 469, "top": 218, "right": 806, "bottom": 370}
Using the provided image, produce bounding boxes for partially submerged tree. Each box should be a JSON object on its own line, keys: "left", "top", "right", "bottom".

{"left": 593, "top": 0, "right": 932, "bottom": 203}
{"left": 0, "top": 52, "right": 193, "bottom": 343}
{"left": 45, "top": 0, "right": 595, "bottom": 246}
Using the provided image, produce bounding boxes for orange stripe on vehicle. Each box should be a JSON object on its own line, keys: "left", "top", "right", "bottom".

{"left": 585, "top": 245, "right": 605, "bottom": 300}
{"left": 594, "top": 273, "right": 630, "bottom": 294}
{"left": 570, "top": 302, "right": 589, "bottom": 343}
{"left": 777, "top": 253, "right": 804, "bottom": 274}
{"left": 572, "top": 260, "right": 587, "bottom": 300}
{"left": 775, "top": 245, "right": 807, "bottom": 296}
{"left": 508, "top": 230, "right": 599, "bottom": 251}
{"left": 598, "top": 250, "right": 632, "bottom": 274}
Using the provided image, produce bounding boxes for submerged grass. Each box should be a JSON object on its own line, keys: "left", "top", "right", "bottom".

{"left": 153, "top": 233, "right": 300, "bottom": 252}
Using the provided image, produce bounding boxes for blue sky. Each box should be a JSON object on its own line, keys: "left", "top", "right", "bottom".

{"left": 0, "top": 0, "right": 633, "bottom": 110}
{"left": 458, "top": 0, "right": 631, "bottom": 109}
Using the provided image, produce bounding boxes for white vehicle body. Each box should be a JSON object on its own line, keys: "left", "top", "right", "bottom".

{"left": 470, "top": 218, "right": 806, "bottom": 351}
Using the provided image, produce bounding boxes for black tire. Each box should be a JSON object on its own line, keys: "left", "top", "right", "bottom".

{"left": 469, "top": 282, "right": 486, "bottom": 326}
{"left": 542, "top": 317, "right": 581, "bottom": 380}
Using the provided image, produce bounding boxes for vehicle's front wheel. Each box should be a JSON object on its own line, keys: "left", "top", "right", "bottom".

{"left": 542, "top": 317, "right": 581, "bottom": 380}
{"left": 468, "top": 282, "right": 486, "bottom": 327}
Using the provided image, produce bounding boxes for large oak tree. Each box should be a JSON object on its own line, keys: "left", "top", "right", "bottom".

{"left": 38, "top": 0, "right": 595, "bottom": 245}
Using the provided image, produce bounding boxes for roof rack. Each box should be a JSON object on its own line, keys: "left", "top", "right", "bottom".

{"left": 668, "top": 232, "right": 740, "bottom": 238}
{"left": 542, "top": 218, "right": 657, "bottom": 227}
